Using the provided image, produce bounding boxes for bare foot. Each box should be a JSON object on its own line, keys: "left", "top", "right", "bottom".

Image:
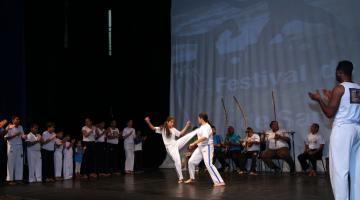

{"left": 213, "top": 182, "right": 226, "bottom": 187}
{"left": 178, "top": 179, "right": 184, "bottom": 184}
{"left": 184, "top": 179, "right": 195, "bottom": 184}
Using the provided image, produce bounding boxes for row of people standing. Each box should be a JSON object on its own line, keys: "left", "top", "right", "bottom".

{"left": 0, "top": 116, "right": 144, "bottom": 184}
{"left": 72, "top": 118, "right": 138, "bottom": 179}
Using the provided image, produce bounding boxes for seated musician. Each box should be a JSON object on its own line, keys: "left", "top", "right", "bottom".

{"left": 261, "top": 121, "right": 295, "bottom": 174}
{"left": 224, "top": 126, "right": 242, "bottom": 171}
{"left": 297, "top": 123, "right": 325, "bottom": 176}
{"left": 212, "top": 126, "right": 229, "bottom": 172}
{"left": 239, "top": 127, "right": 260, "bottom": 175}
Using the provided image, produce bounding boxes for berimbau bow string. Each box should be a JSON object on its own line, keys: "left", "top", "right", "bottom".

{"left": 233, "top": 96, "right": 248, "bottom": 130}
{"left": 221, "top": 98, "right": 229, "bottom": 128}
{"left": 272, "top": 90, "right": 277, "bottom": 121}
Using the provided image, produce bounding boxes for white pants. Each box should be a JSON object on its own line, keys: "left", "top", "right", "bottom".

{"left": 54, "top": 151, "right": 63, "bottom": 177}
{"left": 63, "top": 153, "right": 73, "bottom": 180}
{"left": 124, "top": 144, "right": 135, "bottom": 171}
{"left": 330, "top": 124, "right": 360, "bottom": 200}
{"left": 27, "top": 150, "right": 42, "bottom": 182}
{"left": 165, "top": 130, "right": 198, "bottom": 180}
{"left": 7, "top": 144, "right": 23, "bottom": 181}
{"left": 75, "top": 162, "right": 81, "bottom": 174}
{"left": 188, "top": 144, "right": 224, "bottom": 184}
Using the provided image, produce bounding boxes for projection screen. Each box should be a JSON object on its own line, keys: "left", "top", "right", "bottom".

{"left": 168, "top": 0, "right": 360, "bottom": 171}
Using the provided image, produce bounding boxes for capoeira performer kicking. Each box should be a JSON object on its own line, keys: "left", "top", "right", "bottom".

{"left": 145, "top": 116, "right": 196, "bottom": 183}
{"left": 309, "top": 60, "right": 360, "bottom": 200}
{"left": 185, "top": 112, "right": 225, "bottom": 187}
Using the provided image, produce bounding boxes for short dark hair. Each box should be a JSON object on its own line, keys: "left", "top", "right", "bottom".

{"left": 337, "top": 60, "right": 353, "bottom": 77}
{"left": 11, "top": 115, "right": 19, "bottom": 121}
{"left": 269, "top": 121, "right": 278, "bottom": 128}
{"left": 30, "top": 123, "right": 38, "bottom": 129}
{"left": 47, "top": 122, "right": 56, "bottom": 128}
{"left": 246, "top": 127, "right": 253, "bottom": 132}
{"left": 313, "top": 123, "right": 320, "bottom": 131}
{"left": 211, "top": 125, "right": 216, "bottom": 129}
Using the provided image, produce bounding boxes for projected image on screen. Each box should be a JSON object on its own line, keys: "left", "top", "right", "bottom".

{"left": 169, "top": 0, "right": 360, "bottom": 170}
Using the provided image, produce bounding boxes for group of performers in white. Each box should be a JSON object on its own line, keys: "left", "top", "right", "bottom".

{"left": 0, "top": 60, "right": 359, "bottom": 199}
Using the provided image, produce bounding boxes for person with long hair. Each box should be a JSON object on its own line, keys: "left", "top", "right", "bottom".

{"left": 185, "top": 112, "right": 225, "bottom": 187}
{"left": 145, "top": 116, "right": 195, "bottom": 183}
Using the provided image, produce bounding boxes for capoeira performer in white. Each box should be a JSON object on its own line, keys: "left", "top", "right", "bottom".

{"left": 26, "top": 124, "right": 42, "bottom": 183}
{"left": 145, "top": 116, "right": 196, "bottom": 183}
{"left": 309, "top": 60, "right": 360, "bottom": 200}
{"left": 185, "top": 112, "right": 225, "bottom": 187}
{"left": 4, "top": 116, "right": 26, "bottom": 185}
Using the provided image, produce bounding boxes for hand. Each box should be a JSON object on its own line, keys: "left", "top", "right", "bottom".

{"left": 36, "top": 135, "right": 42, "bottom": 141}
{"left": 0, "top": 120, "right": 8, "bottom": 128}
{"left": 6, "top": 124, "right": 15, "bottom": 130}
{"left": 189, "top": 143, "right": 196, "bottom": 150}
{"left": 274, "top": 134, "right": 281, "bottom": 140}
{"left": 185, "top": 120, "right": 191, "bottom": 127}
{"left": 322, "top": 89, "right": 332, "bottom": 100}
{"left": 308, "top": 90, "right": 321, "bottom": 102}
{"left": 144, "top": 117, "right": 150, "bottom": 123}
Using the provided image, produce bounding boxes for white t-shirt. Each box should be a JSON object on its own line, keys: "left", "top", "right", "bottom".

{"left": 5, "top": 125, "right": 24, "bottom": 146}
{"left": 243, "top": 134, "right": 260, "bottom": 152}
{"left": 64, "top": 141, "right": 73, "bottom": 158}
{"left": 55, "top": 138, "right": 64, "bottom": 152}
{"left": 122, "top": 127, "right": 135, "bottom": 145}
{"left": 42, "top": 131, "right": 56, "bottom": 151}
{"left": 334, "top": 82, "right": 360, "bottom": 126}
{"left": 155, "top": 127, "right": 180, "bottom": 146}
{"left": 135, "top": 142, "right": 142, "bottom": 151}
{"left": 196, "top": 123, "right": 213, "bottom": 147}
{"left": 96, "top": 128, "right": 106, "bottom": 143}
{"left": 107, "top": 128, "right": 119, "bottom": 144}
{"left": 265, "top": 129, "right": 290, "bottom": 150}
{"left": 305, "top": 133, "right": 325, "bottom": 150}
{"left": 26, "top": 132, "right": 41, "bottom": 151}
{"left": 82, "top": 126, "right": 96, "bottom": 142}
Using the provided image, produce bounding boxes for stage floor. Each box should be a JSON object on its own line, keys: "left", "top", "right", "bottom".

{"left": 0, "top": 170, "right": 334, "bottom": 200}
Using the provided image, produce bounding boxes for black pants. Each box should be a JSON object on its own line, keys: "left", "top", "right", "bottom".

{"left": 213, "top": 149, "right": 228, "bottom": 170}
{"left": 239, "top": 151, "right": 258, "bottom": 172}
{"left": 134, "top": 150, "right": 143, "bottom": 171}
{"left": 0, "top": 142, "right": 7, "bottom": 183}
{"left": 81, "top": 141, "right": 96, "bottom": 175}
{"left": 107, "top": 143, "right": 119, "bottom": 173}
{"left": 228, "top": 150, "right": 242, "bottom": 168}
{"left": 96, "top": 142, "right": 107, "bottom": 174}
{"left": 298, "top": 150, "right": 322, "bottom": 172}
{"left": 41, "top": 149, "right": 54, "bottom": 180}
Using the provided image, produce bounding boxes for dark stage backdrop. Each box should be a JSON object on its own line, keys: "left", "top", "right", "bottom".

{"left": 1, "top": 0, "right": 171, "bottom": 171}
{"left": 0, "top": 0, "right": 26, "bottom": 121}
{"left": 170, "top": 0, "right": 360, "bottom": 171}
